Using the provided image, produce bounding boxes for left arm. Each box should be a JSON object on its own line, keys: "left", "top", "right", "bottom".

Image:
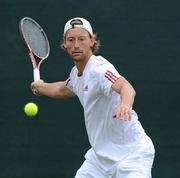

{"left": 112, "top": 76, "right": 136, "bottom": 120}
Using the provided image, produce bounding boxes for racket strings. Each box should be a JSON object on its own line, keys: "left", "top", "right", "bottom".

{"left": 22, "top": 20, "right": 48, "bottom": 58}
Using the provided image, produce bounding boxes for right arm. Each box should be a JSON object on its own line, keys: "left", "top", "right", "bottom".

{"left": 31, "top": 79, "right": 75, "bottom": 99}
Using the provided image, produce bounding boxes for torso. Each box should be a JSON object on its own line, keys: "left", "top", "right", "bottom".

{"left": 67, "top": 55, "right": 147, "bottom": 162}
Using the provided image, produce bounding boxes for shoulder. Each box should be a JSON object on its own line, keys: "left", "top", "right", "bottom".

{"left": 90, "top": 55, "right": 116, "bottom": 75}
{"left": 91, "top": 55, "right": 111, "bottom": 66}
{"left": 90, "top": 55, "right": 121, "bottom": 82}
{"left": 90, "top": 55, "right": 113, "bottom": 72}
{"left": 69, "top": 66, "right": 78, "bottom": 76}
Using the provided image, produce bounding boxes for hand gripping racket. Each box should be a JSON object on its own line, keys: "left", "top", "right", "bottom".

{"left": 19, "top": 17, "right": 50, "bottom": 81}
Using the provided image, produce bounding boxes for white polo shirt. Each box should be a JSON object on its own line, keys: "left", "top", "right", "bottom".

{"left": 67, "top": 55, "right": 146, "bottom": 164}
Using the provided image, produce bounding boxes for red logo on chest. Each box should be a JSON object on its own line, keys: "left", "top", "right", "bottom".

{"left": 83, "top": 85, "right": 88, "bottom": 91}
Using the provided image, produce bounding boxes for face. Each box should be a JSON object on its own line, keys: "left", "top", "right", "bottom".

{"left": 63, "top": 28, "right": 94, "bottom": 63}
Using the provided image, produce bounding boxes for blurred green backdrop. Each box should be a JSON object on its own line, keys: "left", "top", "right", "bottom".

{"left": 0, "top": 0, "right": 179, "bottom": 177}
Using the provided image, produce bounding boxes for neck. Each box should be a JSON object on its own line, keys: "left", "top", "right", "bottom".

{"left": 75, "top": 53, "right": 93, "bottom": 73}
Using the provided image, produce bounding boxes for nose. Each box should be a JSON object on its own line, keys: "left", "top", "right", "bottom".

{"left": 74, "top": 39, "right": 80, "bottom": 48}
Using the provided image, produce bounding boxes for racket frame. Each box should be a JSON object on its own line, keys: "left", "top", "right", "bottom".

{"left": 19, "top": 17, "right": 50, "bottom": 81}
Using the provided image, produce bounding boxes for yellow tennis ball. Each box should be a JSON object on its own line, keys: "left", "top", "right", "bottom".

{"left": 24, "top": 102, "right": 38, "bottom": 117}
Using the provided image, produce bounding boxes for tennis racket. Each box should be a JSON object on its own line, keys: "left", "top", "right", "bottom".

{"left": 19, "top": 17, "right": 50, "bottom": 81}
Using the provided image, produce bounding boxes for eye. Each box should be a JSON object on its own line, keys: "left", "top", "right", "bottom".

{"left": 79, "top": 37, "right": 86, "bottom": 41}
{"left": 67, "top": 38, "right": 74, "bottom": 42}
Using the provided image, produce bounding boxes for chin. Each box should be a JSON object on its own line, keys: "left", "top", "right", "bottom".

{"left": 72, "top": 55, "right": 83, "bottom": 61}
{"left": 73, "top": 58, "right": 82, "bottom": 63}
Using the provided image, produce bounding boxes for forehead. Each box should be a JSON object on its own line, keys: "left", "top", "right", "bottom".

{"left": 65, "top": 28, "right": 90, "bottom": 37}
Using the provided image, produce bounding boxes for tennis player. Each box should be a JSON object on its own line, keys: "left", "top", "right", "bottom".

{"left": 31, "top": 17, "right": 155, "bottom": 178}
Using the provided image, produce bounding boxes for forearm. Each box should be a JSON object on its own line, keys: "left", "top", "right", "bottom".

{"left": 35, "top": 82, "right": 64, "bottom": 98}
{"left": 31, "top": 80, "right": 75, "bottom": 99}
{"left": 119, "top": 83, "right": 136, "bottom": 108}
{"left": 112, "top": 77, "right": 136, "bottom": 119}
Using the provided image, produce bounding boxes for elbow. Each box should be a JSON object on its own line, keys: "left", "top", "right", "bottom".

{"left": 133, "top": 89, "right": 136, "bottom": 97}
{"left": 132, "top": 86, "right": 136, "bottom": 97}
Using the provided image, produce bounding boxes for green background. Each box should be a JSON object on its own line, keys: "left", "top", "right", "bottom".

{"left": 0, "top": 0, "right": 180, "bottom": 177}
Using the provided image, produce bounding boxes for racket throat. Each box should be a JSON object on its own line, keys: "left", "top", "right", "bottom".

{"left": 29, "top": 50, "right": 41, "bottom": 81}
{"left": 29, "top": 51, "right": 38, "bottom": 68}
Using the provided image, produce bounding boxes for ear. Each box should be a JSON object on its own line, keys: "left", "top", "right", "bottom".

{"left": 63, "top": 43, "right": 67, "bottom": 49}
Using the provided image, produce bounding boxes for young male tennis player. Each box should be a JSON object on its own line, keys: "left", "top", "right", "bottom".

{"left": 31, "top": 17, "right": 155, "bottom": 178}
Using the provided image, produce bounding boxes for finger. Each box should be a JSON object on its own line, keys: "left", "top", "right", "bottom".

{"left": 113, "top": 108, "right": 131, "bottom": 120}
{"left": 113, "top": 112, "right": 121, "bottom": 119}
{"left": 114, "top": 108, "right": 126, "bottom": 119}
{"left": 121, "top": 112, "right": 131, "bottom": 120}
{"left": 115, "top": 113, "right": 124, "bottom": 120}
{"left": 120, "top": 108, "right": 126, "bottom": 119}
{"left": 33, "top": 90, "right": 41, "bottom": 96}
{"left": 32, "top": 89, "right": 37, "bottom": 95}
{"left": 124, "top": 112, "right": 130, "bottom": 121}
{"left": 120, "top": 109, "right": 131, "bottom": 120}
{"left": 31, "top": 84, "right": 35, "bottom": 91}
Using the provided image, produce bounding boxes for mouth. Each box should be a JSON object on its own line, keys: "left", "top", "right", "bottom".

{"left": 72, "top": 51, "right": 82, "bottom": 54}
{"left": 72, "top": 51, "right": 83, "bottom": 56}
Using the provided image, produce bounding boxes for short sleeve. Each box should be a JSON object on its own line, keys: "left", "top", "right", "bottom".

{"left": 66, "top": 77, "right": 73, "bottom": 92}
{"left": 96, "top": 63, "right": 121, "bottom": 97}
{"left": 65, "top": 66, "right": 76, "bottom": 93}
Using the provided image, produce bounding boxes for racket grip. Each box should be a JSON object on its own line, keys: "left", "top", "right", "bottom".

{"left": 33, "top": 68, "right": 40, "bottom": 81}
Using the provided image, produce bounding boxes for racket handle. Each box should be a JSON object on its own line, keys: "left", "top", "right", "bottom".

{"left": 33, "top": 68, "right": 40, "bottom": 81}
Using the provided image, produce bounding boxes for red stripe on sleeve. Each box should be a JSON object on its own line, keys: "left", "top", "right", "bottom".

{"left": 66, "top": 78, "right": 71, "bottom": 86}
{"left": 105, "top": 70, "right": 118, "bottom": 83}
{"left": 107, "top": 70, "right": 118, "bottom": 79}
{"left": 105, "top": 75, "right": 116, "bottom": 83}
